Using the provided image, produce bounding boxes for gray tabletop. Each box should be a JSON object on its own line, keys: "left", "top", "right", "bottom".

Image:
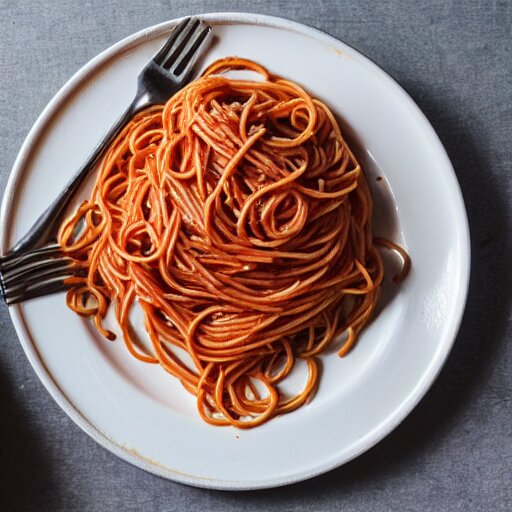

{"left": 1, "top": 1, "right": 511, "bottom": 510}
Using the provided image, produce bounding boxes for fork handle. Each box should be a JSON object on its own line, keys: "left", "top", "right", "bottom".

{"left": 9, "top": 101, "right": 140, "bottom": 255}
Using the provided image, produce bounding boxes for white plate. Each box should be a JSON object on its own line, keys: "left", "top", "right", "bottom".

{"left": 0, "top": 13, "right": 470, "bottom": 489}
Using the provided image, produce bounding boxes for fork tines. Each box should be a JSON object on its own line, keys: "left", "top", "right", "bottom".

{"left": 153, "top": 17, "right": 212, "bottom": 77}
{"left": 0, "top": 245, "right": 81, "bottom": 305}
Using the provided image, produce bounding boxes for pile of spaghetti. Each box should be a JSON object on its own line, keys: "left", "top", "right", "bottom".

{"left": 59, "top": 57, "right": 409, "bottom": 428}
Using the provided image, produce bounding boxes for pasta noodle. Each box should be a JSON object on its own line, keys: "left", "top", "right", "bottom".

{"left": 58, "top": 57, "right": 409, "bottom": 428}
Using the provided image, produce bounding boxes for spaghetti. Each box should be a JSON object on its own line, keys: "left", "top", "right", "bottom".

{"left": 59, "top": 57, "right": 409, "bottom": 428}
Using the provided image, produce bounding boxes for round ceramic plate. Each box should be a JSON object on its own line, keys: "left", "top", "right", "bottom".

{"left": 0, "top": 13, "right": 470, "bottom": 489}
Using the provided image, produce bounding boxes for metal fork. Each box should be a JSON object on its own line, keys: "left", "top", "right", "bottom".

{"left": 0, "top": 17, "right": 212, "bottom": 305}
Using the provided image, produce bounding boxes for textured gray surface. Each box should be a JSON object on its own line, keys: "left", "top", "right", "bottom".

{"left": 1, "top": 0, "right": 511, "bottom": 510}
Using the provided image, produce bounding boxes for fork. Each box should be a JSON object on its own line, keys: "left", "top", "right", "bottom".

{"left": 0, "top": 17, "right": 212, "bottom": 305}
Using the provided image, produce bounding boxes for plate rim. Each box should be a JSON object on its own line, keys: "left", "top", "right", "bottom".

{"left": 0, "top": 12, "right": 471, "bottom": 490}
